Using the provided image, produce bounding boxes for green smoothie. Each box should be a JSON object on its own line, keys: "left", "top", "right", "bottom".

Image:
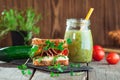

{"left": 64, "top": 30, "right": 93, "bottom": 62}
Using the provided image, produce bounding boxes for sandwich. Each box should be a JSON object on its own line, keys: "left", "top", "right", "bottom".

{"left": 31, "top": 38, "right": 69, "bottom": 66}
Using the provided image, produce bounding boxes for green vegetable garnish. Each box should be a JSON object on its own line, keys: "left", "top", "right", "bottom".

{"left": 43, "top": 40, "right": 65, "bottom": 51}
{"left": 18, "top": 45, "right": 39, "bottom": 75}
{"left": 67, "top": 38, "right": 72, "bottom": 44}
{"left": 17, "top": 64, "right": 27, "bottom": 70}
{"left": 37, "top": 57, "right": 43, "bottom": 63}
{"left": 57, "top": 42, "right": 64, "bottom": 51}
{"left": 70, "top": 71, "right": 74, "bottom": 76}
{"left": 50, "top": 72, "right": 55, "bottom": 77}
{"left": 29, "top": 45, "right": 38, "bottom": 58}
{"left": 17, "top": 59, "right": 32, "bottom": 75}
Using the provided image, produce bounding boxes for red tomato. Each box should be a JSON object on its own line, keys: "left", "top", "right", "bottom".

{"left": 93, "top": 49, "right": 105, "bottom": 61}
{"left": 106, "top": 52, "right": 120, "bottom": 64}
{"left": 93, "top": 45, "right": 104, "bottom": 51}
{"left": 62, "top": 49, "right": 69, "bottom": 56}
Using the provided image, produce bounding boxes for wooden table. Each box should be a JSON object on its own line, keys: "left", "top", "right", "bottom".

{"left": 0, "top": 59, "right": 120, "bottom": 80}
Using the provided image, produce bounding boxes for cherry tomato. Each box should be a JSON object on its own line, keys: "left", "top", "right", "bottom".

{"left": 62, "top": 49, "right": 69, "bottom": 56}
{"left": 93, "top": 49, "right": 105, "bottom": 61}
{"left": 106, "top": 52, "right": 120, "bottom": 64}
{"left": 93, "top": 45, "right": 104, "bottom": 51}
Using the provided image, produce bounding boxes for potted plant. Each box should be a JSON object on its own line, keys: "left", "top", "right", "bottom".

{"left": 0, "top": 9, "right": 41, "bottom": 45}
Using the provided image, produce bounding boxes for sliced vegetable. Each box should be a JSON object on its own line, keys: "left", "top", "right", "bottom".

{"left": 0, "top": 46, "right": 32, "bottom": 61}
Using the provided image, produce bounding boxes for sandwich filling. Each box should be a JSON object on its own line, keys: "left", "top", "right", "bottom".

{"left": 32, "top": 38, "right": 69, "bottom": 66}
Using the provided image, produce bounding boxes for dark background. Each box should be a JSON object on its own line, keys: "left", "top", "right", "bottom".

{"left": 0, "top": 0, "right": 120, "bottom": 47}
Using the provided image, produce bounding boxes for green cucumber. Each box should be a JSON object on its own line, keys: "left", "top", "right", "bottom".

{"left": 0, "top": 46, "right": 32, "bottom": 61}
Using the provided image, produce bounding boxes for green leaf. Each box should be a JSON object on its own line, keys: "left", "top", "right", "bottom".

{"left": 70, "top": 71, "right": 74, "bottom": 76}
{"left": 50, "top": 72, "right": 55, "bottom": 77}
{"left": 57, "top": 42, "right": 64, "bottom": 51}
{"left": 48, "top": 66, "right": 53, "bottom": 70}
{"left": 56, "top": 73, "right": 59, "bottom": 77}
{"left": 56, "top": 64, "right": 63, "bottom": 72}
{"left": 21, "top": 69, "right": 32, "bottom": 75}
{"left": 49, "top": 42, "right": 55, "bottom": 48}
{"left": 32, "top": 27, "right": 40, "bottom": 34}
{"left": 67, "top": 38, "right": 72, "bottom": 44}
{"left": 43, "top": 46, "right": 49, "bottom": 50}
{"left": 70, "top": 63, "right": 81, "bottom": 68}
{"left": 45, "top": 40, "right": 51, "bottom": 45}
{"left": 37, "top": 57, "right": 43, "bottom": 63}
{"left": 17, "top": 64, "right": 27, "bottom": 70}
{"left": 57, "top": 67, "right": 63, "bottom": 72}
{"left": 29, "top": 45, "right": 38, "bottom": 58}
{"left": 26, "top": 69, "right": 32, "bottom": 75}
{"left": 52, "top": 56, "right": 57, "bottom": 64}
{"left": 76, "top": 64, "right": 81, "bottom": 67}
{"left": 21, "top": 70, "right": 26, "bottom": 75}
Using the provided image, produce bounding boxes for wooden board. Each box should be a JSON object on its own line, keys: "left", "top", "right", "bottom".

{"left": 0, "top": 61, "right": 33, "bottom": 80}
{"left": 88, "top": 59, "right": 120, "bottom": 80}
{"left": 31, "top": 64, "right": 87, "bottom": 80}
{"left": 0, "top": 0, "right": 120, "bottom": 47}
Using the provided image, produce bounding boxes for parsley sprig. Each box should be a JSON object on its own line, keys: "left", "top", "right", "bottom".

{"left": 17, "top": 58, "right": 32, "bottom": 75}
{"left": 48, "top": 62, "right": 81, "bottom": 77}
{"left": 43, "top": 38, "right": 72, "bottom": 51}
{"left": 17, "top": 45, "right": 39, "bottom": 75}
{"left": 66, "top": 38, "right": 72, "bottom": 44}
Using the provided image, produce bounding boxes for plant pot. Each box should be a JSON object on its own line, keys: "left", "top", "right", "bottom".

{"left": 11, "top": 31, "right": 28, "bottom": 46}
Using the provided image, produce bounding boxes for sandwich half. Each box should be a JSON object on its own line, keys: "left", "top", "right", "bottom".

{"left": 32, "top": 38, "right": 69, "bottom": 66}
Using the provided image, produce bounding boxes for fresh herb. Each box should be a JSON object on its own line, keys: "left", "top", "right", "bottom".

{"left": 49, "top": 42, "right": 55, "bottom": 48}
{"left": 50, "top": 72, "right": 59, "bottom": 77}
{"left": 50, "top": 72, "right": 55, "bottom": 77}
{"left": 48, "top": 63, "right": 63, "bottom": 72}
{"left": 0, "top": 9, "right": 42, "bottom": 44}
{"left": 57, "top": 42, "right": 64, "bottom": 51}
{"left": 18, "top": 45, "right": 39, "bottom": 75}
{"left": 17, "top": 58, "right": 32, "bottom": 75}
{"left": 48, "top": 63, "right": 64, "bottom": 77}
{"left": 70, "top": 63, "right": 81, "bottom": 68}
{"left": 48, "top": 55, "right": 67, "bottom": 77}
{"left": 66, "top": 38, "right": 72, "bottom": 44}
{"left": 43, "top": 40, "right": 53, "bottom": 50}
{"left": 43, "top": 40, "right": 64, "bottom": 51}
{"left": 29, "top": 45, "right": 38, "bottom": 58}
{"left": 45, "top": 40, "right": 51, "bottom": 44}
{"left": 37, "top": 57, "right": 43, "bottom": 63}
{"left": 18, "top": 64, "right": 27, "bottom": 70}
{"left": 70, "top": 71, "right": 74, "bottom": 76}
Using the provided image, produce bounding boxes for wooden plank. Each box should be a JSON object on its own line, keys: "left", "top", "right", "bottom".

{"left": 0, "top": 61, "right": 33, "bottom": 80}
{"left": 33, "top": 0, "right": 52, "bottom": 39}
{"left": 0, "top": 0, "right": 120, "bottom": 47}
{"left": 88, "top": 59, "right": 120, "bottom": 80}
{"left": 86, "top": 0, "right": 105, "bottom": 46}
{"left": 31, "top": 64, "right": 87, "bottom": 80}
{"left": 104, "top": 48, "right": 120, "bottom": 53}
{"left": 104, "top": 0, "right": 120, "bottom": 47}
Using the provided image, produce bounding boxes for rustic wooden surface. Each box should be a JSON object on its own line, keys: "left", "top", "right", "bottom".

{"left": 31, "top": 71, "right": 86, "bottom": 80}
{"left": 0, "top": 59, "right": 120, "bottom": 80}
{"left": 89, "top": 60, "right": 120, "bottom": 80}
{"left": 0, "top": 61, "right": 33, "bottom": 80}
{"left": 0, "top": 0, "right": 120, "bottom": 47}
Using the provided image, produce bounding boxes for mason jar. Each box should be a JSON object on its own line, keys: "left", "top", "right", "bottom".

{"left": 64, "top": 19, "right": 93, "bottom": 63}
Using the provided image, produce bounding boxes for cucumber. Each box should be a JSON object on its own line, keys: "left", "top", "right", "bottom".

{"left": 0, "top": 46, "right": 32, "bottom": 61}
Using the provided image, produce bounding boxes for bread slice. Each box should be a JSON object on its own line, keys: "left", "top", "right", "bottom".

{"left": 33, "top": 56, "right": 69, "bottom": 66}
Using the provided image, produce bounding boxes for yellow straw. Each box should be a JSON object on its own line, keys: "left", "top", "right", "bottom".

{"left": 85, "top": 8, "right": 94, "bottom": 20}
